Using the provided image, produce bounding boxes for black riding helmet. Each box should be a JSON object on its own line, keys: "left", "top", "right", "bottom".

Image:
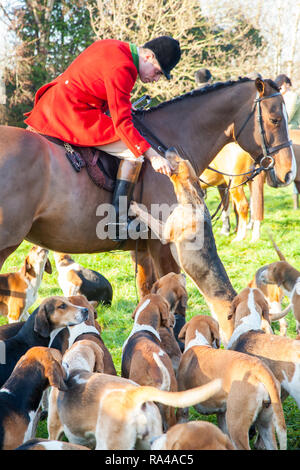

{"left": 143, "top": 36, "right": 181, "bottom": 80}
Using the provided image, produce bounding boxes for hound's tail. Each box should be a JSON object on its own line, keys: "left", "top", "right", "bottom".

{"left": 128, "top": 378, "right": 222, "bottom": 409}
{"left": 256, "top": 364, "right": 287, "bottom": 450}
{"left": 267, "top": 231, "right": 287, "bottom": 261}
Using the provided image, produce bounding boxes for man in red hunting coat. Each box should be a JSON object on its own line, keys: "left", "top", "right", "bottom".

{"left": 25, "top": 36, "right": 181, "bottom": 241}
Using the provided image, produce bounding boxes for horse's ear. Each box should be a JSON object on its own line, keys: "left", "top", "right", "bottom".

{"left": 255, "top": 77, "right": 265, "bottom": 97}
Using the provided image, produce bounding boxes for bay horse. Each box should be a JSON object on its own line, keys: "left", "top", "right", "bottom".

{"left": 199, "top": 143, "right": 255, "bottom": 242}
{"left": 207, "top": 128, "right": 300, "bottom": 244}
{"left": 200, "top": 143, "right": 267, "bottom": 243}
{"left": 0, "top": 77, "right": 295, "bottom": 344}
{"left": 290, "top": 129, "right": 300, "bottom": 195}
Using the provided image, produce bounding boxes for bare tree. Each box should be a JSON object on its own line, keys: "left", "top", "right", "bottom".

{"left": 88, "top": 0, "right": 263, "bottom": 103}
{"left": 200, "top": 0, "right": 300, "bottom": 87}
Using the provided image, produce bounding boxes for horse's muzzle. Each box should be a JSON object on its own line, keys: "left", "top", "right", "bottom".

{"left": 267, "top": 168, "right": 296, "bottom": 188}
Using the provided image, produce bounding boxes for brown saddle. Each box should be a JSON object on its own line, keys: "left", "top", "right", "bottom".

{"left": 43, "top": 135, "right": 120, "bottom": 192}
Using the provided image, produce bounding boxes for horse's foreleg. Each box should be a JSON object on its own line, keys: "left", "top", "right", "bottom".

{"left": 217, "top": 187, "right": 231, "bottom": 236}
{"left": 0, "top": 244, "right": 21, "bottom": 271}
{"left": 174, "top": 206, "right": 237, "bottom": 346}
{"left": 293, "top": 182, "right": 299, "bottom": 209}
{"left": 231, "top": 187, "right": 249, "bottom": 242}
{"left": 249, "top": 172, "right": 265, "bottom": 242}
{"left": 148, "top": 240, "right": 181, "bottom": 279}
{"left": 130, "top": 248, "right": 157, "bottom": 298}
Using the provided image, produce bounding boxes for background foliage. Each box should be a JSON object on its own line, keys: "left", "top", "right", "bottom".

{"left": 1, "top": 0, "right": 264, "bottom": 124}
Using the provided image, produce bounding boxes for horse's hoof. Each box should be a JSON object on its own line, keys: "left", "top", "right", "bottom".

{"left": 232, "top": 235, "right": 245, "bottom": 242}
{"left": 220, "top": 229, "right": 230, "bottom": 236}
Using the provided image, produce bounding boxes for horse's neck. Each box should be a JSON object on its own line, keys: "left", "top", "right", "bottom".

{"left": 142, "top": 83, "right": 253, "bottom": 176}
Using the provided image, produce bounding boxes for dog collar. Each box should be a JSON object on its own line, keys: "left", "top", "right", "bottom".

{"left": 67, "top": 324, "right": 100, "bottom": 349}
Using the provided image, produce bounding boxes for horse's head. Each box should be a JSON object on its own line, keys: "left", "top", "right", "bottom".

{"left": 235, "top": 77, "right": 296, "bottom": 188}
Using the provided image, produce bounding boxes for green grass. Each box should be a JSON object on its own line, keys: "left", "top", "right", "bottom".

{"left": 1, "top": 182, "right": 300, "bottom": 449}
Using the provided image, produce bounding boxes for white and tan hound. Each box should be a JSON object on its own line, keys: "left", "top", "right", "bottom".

{"left": 47, "top": 366, "right": 221, "bottom": 449}
{"left": 121, "top": 293, "right": 178, "bottom": 431}
{"left": 227, "top": 287, "right": 300, "bottom": 414}
{"left": 151, "top": 420, "right": 235, "bottom": 450}
{"left": 0, "top": 245, "right": 52, "bottom": 323}
{"left": 0, "top": 347, "right": 67, "bottom": 450}
{"left": 0, "top": 295, "right": 89, "bottom": 388}
{"left": 54, "top": 253, "right": 113, "bottom": 306}
{"left": 176, "top": 314, "right": 286, "bottom": 450}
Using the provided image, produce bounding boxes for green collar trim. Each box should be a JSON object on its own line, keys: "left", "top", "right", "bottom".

{"left": 129, "top": 43, "right": 139, "bottom": 73}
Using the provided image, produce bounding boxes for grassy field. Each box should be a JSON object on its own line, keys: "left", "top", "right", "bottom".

{"left": 1, "top": 182, "right": 299, "bottom": 449}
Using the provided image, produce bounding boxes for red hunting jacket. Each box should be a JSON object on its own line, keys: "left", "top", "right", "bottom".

{"left": 24, "top": 39, "right": 151, "bottom": 158}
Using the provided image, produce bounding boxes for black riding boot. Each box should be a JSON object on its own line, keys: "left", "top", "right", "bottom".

{"left": 109, "top": 160, "right": 142, "bottom": 242}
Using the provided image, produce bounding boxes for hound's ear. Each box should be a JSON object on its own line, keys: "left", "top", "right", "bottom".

{"left": 151, "top": 280, "right": 160, "bottom": 294}
{"left": 89, "top": 300, "right": 99, "bottom": 309}
{"left": 91, "top": 343, "right": 104, "bottom": 373}
{"left": 45, "top": 258, "right": 52, "bottom": 274}
{"left": 34, "top": 303, "right": 52, "bottom": 337}
{"left": 159, "top": 299, "right": 171, "bottom": 327}
{"left": 210, "top": 320, "right": 221, "bottom": 349}
{"left": 23, "top": 258, "right": 36, "bottom": 277}
{"left": 176, "top": 293, "right": 188, "bottom": 316}
{"left": 46, "top": 357, "right": 68, "bottom": 392}
{"left": 94, "top": 320, "right": 102, "bottom": 334}
{"left": 255, "top": 77, "right": 265, "bottom": 97}
{"left": 227, "top": 295, "right": 239, "bottom": 320}
{"left": 260, "top": 296, "right": 270, "bottom": 323}
{"left": 132, "top": 301, "right": 145, "bottom": 319}
{"left": 178, "top": 322, "right": 189, "bottom": 342}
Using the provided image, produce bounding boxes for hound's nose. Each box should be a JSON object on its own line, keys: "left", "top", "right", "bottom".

{"left": 258, "top": 269, "right": 268, "bottom": 284}
{"left": 81, "top": 308, "right": 89, "bottom": 320}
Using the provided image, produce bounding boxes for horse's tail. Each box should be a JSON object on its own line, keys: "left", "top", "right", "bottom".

{"left": 267, "top": 231, "right": 287, "bottom": 261}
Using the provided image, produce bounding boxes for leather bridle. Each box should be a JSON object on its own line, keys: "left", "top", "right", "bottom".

{"left": 132, "top": 90, "right": 293, "bottom": 182}
{"left": 234, "top": 91, "right": 293, "bottom": 172}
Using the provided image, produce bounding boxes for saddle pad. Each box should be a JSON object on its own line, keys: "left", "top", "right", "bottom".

{"left": 42, "top": 134, "right": 120, "bottom": 192}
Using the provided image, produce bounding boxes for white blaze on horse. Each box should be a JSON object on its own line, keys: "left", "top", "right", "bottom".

{"left": 0, "top": 77, "right": 295, "bottom": 345}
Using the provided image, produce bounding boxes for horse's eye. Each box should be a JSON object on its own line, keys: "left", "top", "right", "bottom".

{"left": 270, "top": 118, "right": 279, "bottom": 125}
{"left": 58, "top": 303, "right": 66, "bottom": 309}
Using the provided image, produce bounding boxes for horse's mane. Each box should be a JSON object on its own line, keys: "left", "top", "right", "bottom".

{"left": 134, "top": 76, "right": 280, "bottom": 114}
